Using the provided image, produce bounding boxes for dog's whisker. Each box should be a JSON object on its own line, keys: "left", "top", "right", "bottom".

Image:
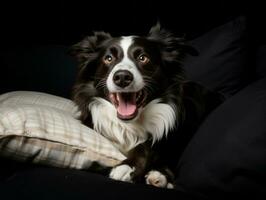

{"left": 95, "top": 79, "right": 107, "bottom": 89}
{"left": 143, "top": 86, "right": 155, "bottom": 97}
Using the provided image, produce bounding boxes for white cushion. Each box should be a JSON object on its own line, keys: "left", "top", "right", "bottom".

{"left": 0, "top": 91, "right": 125, "bottom": 169}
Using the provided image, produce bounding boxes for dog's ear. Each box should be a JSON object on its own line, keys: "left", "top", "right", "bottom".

{"left": 148, "top": 22, "right": 198, "bottom": 62}
{"left": 69, "top": 31, "right": 112, "bottom": 63}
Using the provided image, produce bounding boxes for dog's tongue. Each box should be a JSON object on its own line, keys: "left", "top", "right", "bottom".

{"left": 117, "top": 93, "right": 137, "bottom": 119}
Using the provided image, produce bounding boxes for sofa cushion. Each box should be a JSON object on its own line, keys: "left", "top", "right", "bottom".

{"left": 183, "top": 16, "right": 249, "bottom": 97}
{"left": 175, "top": 77, "right": 266, "bottom": 198}
{"left": 0, "top": 91, "right": 125, "bottom": 169}
{"left": 0, "top": 166, "right": 199, "bottom": 200}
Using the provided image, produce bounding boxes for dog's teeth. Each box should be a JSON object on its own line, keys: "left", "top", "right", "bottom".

{"left": 117, "top": 93, "right": 120, "bottom": 102}
{"left": 137, "top": 91, "right": 141, "bottom": 101}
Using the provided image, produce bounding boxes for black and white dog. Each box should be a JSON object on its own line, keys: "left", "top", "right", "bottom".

{"left": 70, "top": 24, "right": 223, "bottom": 188}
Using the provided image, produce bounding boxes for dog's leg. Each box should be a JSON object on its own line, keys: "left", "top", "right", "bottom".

{"left": 109, "top": 143, "right": 150, "bottom": 183}
{"left": 109, "top": 142, "right": 175, "bottom": 189}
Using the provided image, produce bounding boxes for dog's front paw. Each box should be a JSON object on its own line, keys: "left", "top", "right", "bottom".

{"left": 109, "top": 164, "right": 135, "bottom": 182}
{"left": 145, "top": 170, "right": 174, "bottom": 189}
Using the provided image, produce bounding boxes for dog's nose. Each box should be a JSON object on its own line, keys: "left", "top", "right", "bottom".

{"left": 113, "top": 70, "right": 133, "bottom": 88}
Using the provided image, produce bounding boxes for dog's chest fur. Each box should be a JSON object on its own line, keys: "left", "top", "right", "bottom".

{"left": 89, "top": 97, "right": 177, "bottom": 154}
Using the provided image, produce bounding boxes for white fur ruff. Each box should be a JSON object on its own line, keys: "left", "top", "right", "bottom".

{"left": 89, "top": 97, "right": 177, "bottom": 154}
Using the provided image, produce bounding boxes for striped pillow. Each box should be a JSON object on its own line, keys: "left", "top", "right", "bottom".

{"left": 0, "top": 91, "right": 125, "bottom": 169}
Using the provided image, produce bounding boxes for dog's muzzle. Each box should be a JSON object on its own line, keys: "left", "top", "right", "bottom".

{"left": 109, "top": 69, "right": 146, "bottom": 121}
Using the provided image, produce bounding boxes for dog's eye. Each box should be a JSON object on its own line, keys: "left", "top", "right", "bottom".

{"left": 103, "top": 54, "right": 113, "bottom": 64}
{"left": 138, "top": 54, "right": 149, "bottom": 64}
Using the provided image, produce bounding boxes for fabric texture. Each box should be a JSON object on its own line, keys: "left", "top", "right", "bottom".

{"left": 0, "top": 91, "right": 125, "bottom": 169}
{"left": 0, "top": 167, "right": 196, "bottom": 200}
{"left": 183, "top": 16, "right": 249, "bottom": 97}
{"left": 175, "top": 77, "right": 266, "bottom": 199}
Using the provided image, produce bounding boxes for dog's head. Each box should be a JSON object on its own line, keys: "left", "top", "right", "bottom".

{"left": 70, "top": 23, "right": 195, "bottom": 121}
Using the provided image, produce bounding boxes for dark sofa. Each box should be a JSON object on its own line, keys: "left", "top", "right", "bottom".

{"left": 1, "top": 1, "right": 266, "bottom": 199}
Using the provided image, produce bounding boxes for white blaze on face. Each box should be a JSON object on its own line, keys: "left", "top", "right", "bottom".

{"left": 106, "top": 36, "right": 145, "bottom": 120}
{"left": 106, "top": 36, "right": 144, "bottom": 93}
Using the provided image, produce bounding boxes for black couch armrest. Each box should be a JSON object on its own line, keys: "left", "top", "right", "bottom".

{"left": 175, "top": 77, "right": 266, "bottom": 199}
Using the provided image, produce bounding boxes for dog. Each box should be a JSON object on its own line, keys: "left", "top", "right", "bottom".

{"left": 69, "top": 23, "right": 224, "bottom": 188}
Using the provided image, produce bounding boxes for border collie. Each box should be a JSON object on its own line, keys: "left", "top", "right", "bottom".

{"left": 70, "top": 24, "right": 223, "bottom": 188}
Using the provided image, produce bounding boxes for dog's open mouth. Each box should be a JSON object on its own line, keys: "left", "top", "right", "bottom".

{"left": 109, "top": 91, "right": 146, "bottom": 120}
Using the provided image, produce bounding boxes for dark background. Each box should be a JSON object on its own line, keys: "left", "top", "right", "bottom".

{"left": 0, "top": 0, "right": 259, "bottom": 45}
{"left": 0, "top": 0, "right": 264, "bottom": 97}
